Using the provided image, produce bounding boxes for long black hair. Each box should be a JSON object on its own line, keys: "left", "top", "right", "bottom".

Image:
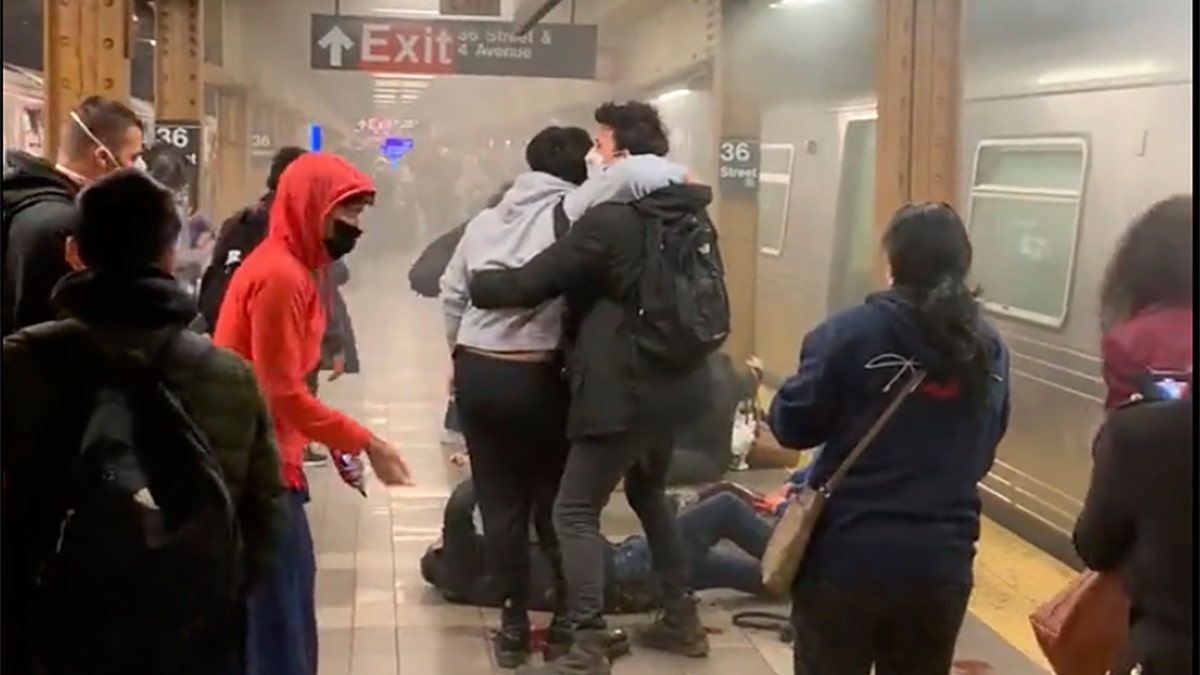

{"left": 883, "top": 202, "right": 993, "bottom": 400}
{"left": 1099, "top": 195, "right": 1193, "bottom": 332}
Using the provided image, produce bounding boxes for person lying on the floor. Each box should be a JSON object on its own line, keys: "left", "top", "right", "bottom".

{"left": 419, "top": 470, "right": 816, "bottom": 612}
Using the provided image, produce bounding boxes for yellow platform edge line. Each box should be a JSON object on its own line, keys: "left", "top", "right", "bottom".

{"left": 972, "top": 516, "right": 1074, "bottom": 668}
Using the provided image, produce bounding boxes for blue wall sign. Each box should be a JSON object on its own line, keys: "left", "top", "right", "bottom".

{"left": 380, "top": 136, "right": 414, "bottom": 163}
{"left": 308, "top": 124, "right": 323, "bottom": 152}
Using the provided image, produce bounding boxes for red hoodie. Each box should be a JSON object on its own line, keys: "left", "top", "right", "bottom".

{"left": 1101, "top": 305, "right": 1193, "bottom": 411}
{"left": 213, "top": 153, "right": 375, "bottom": 489}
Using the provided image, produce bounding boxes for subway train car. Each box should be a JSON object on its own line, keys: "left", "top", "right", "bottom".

{"left": 659, "top": 0, "right": 1192, "bottom": 561}
{"left": 3, "top": 63, "right": 157, "bottom": 159}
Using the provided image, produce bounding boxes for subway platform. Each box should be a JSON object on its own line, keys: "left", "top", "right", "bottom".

{"left": 305, "top": 260, "right": 1060, "bottom": 674}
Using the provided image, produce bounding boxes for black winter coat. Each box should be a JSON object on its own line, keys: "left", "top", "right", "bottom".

{"left": 468, "top": 184, "right": 714, "bottom": 439}
{"left": 1074, "top": 394, "right": 1194, "bottom": 674}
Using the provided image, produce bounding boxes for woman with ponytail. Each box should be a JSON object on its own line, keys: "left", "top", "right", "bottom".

{"left": 768, "top": 203, "right": 1011, "bottom": 675}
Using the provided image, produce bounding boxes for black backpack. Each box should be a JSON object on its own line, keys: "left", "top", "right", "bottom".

{"left": 22, "top": 321, "right": 244, "bottom": 674}
{"left": 194, "top": 204, "right": 268, "bottom": 332}
{"left": 632, "top": 207, "right": 731, "bottom": 373}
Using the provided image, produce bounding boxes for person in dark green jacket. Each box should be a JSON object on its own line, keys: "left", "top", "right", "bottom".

{"left": 0, "top": 169, "right": 283, "bottom": 673}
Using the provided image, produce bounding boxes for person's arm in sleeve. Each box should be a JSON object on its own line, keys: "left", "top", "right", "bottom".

{"left": 1072, "top": 417, "right": 1136, "bottom": 571}
{"left": 249, "top": 275, "right": 372, "bottom": 453}
{"left": 468, "top": 208, "right": 609, "bottom": 310}
{"left": 235, "top": 366, "right": 284, "bottom": 583}
{"left": 330, "top": 259, "right": 351, "bottom": 287}
{"left": 439, "top": 231, "right": 470, "bottom": 350}
{"left": 7, "top": 203, "right": 74, "bottom": 329}
{"left": 768, "top": 320, "right": 844, "bottom": 452}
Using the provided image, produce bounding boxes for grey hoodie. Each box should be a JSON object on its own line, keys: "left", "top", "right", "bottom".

{"left": 440, "top": 155, "right": 685, "bottom": 352}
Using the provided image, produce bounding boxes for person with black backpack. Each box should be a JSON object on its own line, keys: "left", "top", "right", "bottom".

{"left": 194, "top": 145, "right": 307, "bottom": 333}
{"left": 468, "top": 101, "right": 728, "bottom": 675}
{"left": 2, "top": 96, "right": 146, "bottom": 338}
{"left": 1, "top": 169, "right": 284, "bottom": 675}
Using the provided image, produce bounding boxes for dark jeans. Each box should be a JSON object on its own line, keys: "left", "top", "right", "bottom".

{"left": 454, "top": 350, "right": 569, "bottom": 624}
{"left": 558, "top": 426, "right": 688, "bottom": 628}
{"left": 245, "top": 490, "right": 317, "bottom": 675}
{"left": 791, "top": 575, "right": 970, "bottom": 675}
{"left": 678, "top": 492, "right": 771, "bottom": 595}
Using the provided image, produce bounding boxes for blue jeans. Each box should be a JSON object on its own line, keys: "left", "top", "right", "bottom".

{"left": 678, "top": 492, "right": 772, "bottom": 595}
{"left": 245, "top": 490, "right": 317, "bottom": 675}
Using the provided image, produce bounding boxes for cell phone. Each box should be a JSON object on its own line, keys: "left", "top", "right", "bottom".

{"left": 1139, "top": 369, "right": 1191, "bottom": 401}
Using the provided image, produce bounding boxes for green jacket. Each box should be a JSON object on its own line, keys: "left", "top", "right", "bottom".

{"left": 1, "top": 319, "right": 284, "bottom": 580}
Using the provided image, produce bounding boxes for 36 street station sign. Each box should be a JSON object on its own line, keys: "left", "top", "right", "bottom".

{"left": 310, "top": 14, "right": 598, "bottom": 80}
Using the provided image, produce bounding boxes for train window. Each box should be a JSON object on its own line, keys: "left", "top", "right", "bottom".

{"left": 828, "top": 117, "right": 878, "bottom": 313}
{"left": 967, "top": 138, "right": 1088, "bottom": 328}
{"left": 757, "top": 143, "right": 795, "bottom": 256}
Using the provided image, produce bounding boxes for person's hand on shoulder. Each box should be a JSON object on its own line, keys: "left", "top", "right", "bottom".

{"left": 364, "top": 435, "right": 414, "bottom": 486}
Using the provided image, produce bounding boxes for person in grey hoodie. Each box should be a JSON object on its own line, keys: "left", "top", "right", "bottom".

{"left": 439, "top": 124, "right": 685, "bottom": 669}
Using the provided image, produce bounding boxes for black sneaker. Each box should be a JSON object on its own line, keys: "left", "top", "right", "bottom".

{"left": 493, "top": 624, "right": 531, "bottom": 670}
{"left": 543, "top": 618, "right": 630, "bottom": 664}
{"left": 518, "top": 629, "right": 611, "bottom": 675}
{"left": 303, "top": 445, "right": 328, "bottom": 467}
{"left": 631, "top": 596, "right": 709, "bottom": 658}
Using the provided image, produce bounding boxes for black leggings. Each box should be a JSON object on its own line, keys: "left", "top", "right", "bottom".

{"left": 791, "top": 574, "right": 970, "bottom": 675}
{"left": 453, "top": 349, "right": 569, "bottom": 624}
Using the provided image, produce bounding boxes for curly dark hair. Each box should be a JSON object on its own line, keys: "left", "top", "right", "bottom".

{"left": 1099, "top": 195, "right": 1193, "bottom": 331}
{"left": 593, "top": 101, "right": 670, "bottom": 157}
{"left": 142, "top": 142, "right": 188, "bottom": 191}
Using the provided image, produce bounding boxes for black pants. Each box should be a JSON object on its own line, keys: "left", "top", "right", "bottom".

{"left": 791, "top": 575, "right": 970, "bottom": 675}
{"left": 453, "top": 350, "right": 569, "bottom": 624}
{"left": 557, "top": 426, "right": 689, "bottom": 628}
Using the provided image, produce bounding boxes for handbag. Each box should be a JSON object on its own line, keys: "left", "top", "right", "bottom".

{"left": 760, "top": 369, "right": 927, "bottom": 597}
{"left": 1029, "top": 570, "right": 1130, "bottom": 675}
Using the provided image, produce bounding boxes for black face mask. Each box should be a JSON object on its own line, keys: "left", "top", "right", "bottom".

{"left": 323, "top": 219, "right": 363, "bottom": 260}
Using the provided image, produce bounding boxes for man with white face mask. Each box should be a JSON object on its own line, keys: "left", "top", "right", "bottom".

{"left": 561, "top": 101, "right": 688, "bottom": 223}
{"left": 2, "top": 95, "right": 145, "bottom": 336}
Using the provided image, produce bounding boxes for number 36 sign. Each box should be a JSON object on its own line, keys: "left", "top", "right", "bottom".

{"left": 154, "top": 120, "right": 202, "bottom": 167}
{"left": 718, "top": 138, "right": 760, "bottom": 195}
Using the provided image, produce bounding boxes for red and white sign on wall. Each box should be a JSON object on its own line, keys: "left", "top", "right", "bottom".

{"left": 309, "top": 14, "right": 598, "bottom": 80}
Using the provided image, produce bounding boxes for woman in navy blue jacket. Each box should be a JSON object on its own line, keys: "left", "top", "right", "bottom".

{"left": 769, "top": 203, "right": 1010, "bottom": 675}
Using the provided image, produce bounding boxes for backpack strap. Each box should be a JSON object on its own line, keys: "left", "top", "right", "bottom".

{"left": 552, "top": 200, "right": 570, "bottom": 240}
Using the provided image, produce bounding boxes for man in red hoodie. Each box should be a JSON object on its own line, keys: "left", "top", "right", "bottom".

{"left": 214, "top": 152, "right": 411, "bottom": 674}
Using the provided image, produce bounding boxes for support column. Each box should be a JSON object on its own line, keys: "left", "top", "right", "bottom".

{"left": 215, "top": 86, "right": 248, "bottom": 219}
{"left": 154, "top": 0, "right": 204, "bottom": 212}
{"left": 910, "top": 0, "right": 962, "bottom": 207}
{"left": 713, "top": 0, "right": 761, "bottom": 364}
{"left": 873, "top": 0, "right": 962, "bottom": 278}
{"left": 44, "top": 0, "right": 133, "bottom": 160}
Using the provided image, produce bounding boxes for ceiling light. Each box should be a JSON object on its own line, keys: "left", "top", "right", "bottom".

{"left": 654, "top": 88, "right": 691, "bottom": 103}
{"left": 372, "top": 8, "right": 439, "bottom": 16}
{"left": 373, "top": 73, "right": 435, "bottom": 80}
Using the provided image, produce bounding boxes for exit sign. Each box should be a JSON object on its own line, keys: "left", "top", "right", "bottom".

{"left": 440, "top": 0, "right": 501, "bottom": 17}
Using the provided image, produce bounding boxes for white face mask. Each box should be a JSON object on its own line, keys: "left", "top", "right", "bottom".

{"left": 584, "top": 149, "right": 606, "bottom": 179}
{"left": 71, "top": 110, "right": 143, "bottom": 174}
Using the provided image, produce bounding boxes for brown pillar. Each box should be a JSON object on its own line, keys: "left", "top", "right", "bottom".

{"left": 44, "top": 0, "right": 133, "bottom": 160}
{"left": 154, "top": 0, "right": 204, "bottom": 212}
{"left": 713, "top": 0, "right": 762, "bottom": 364}
{"left": 873, "top": 0, "right": 963, "bottom": 279}
{"left": 215, "top": 86, "right": 248, "bottom": 218}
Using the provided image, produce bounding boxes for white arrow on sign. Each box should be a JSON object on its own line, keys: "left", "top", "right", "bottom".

{"left": 318, "top": 25, "right": 354, "bottom": 67}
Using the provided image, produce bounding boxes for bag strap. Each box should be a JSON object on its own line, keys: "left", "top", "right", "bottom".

{"left": 819, "top": 368, "right": 927, "bottom": 496}
{"left": 552, "top": 199, "right": 570, "bottom": 240}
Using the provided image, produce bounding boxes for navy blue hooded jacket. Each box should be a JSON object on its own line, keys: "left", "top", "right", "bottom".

{"left": 769, "top": 289, "right": 1010, "bottom": 587}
